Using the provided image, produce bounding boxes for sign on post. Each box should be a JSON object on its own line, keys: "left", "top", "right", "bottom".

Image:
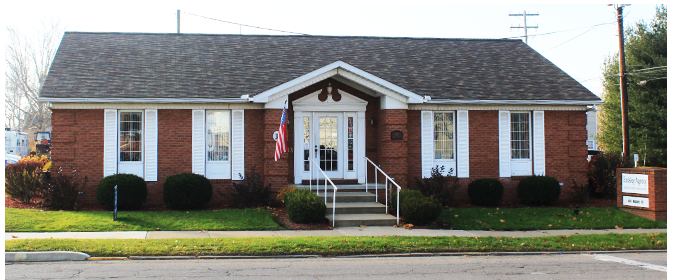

{"left": 113, "top": 185, "right": 118, "bottom": 221}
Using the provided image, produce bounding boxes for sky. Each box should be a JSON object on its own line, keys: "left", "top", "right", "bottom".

{"left": 2, "top": 1, "right": 666, "bottom": 98}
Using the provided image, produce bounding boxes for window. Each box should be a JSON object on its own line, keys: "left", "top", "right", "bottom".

{"left": 119, "top": 111, "right": 143, "bottom": 162}
{"left": 206, "top": 111, "right": 230, "bottom": 162}
{"left": 510, "top": 112, "right": 530, "bottom": 159}
{"left": 433, "top": 112, "right": 454, "bottom": 159}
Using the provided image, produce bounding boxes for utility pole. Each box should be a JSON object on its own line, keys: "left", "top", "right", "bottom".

{"left": 177, "top": 10, "right": 181, "bottom": 34}
{"left": 509, "top": 10, "right": 539, "bottom": 44}
{"left": 614, "top": 4, "right": 630, "bottom": 160}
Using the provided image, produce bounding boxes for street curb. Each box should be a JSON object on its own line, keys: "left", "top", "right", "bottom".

{"left": 5, "top": 251, "right": 90, "bottom": 262}
{"left": 334, "top": 249, "right": 668, "bottom": 258}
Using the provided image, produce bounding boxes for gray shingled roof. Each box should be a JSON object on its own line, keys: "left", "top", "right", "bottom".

{"left": 40, "top": 32, "right": 600, "bottom": 102}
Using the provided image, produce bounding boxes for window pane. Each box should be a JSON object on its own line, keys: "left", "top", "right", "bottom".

{"left": 433, "top": 112, "right": 454, "bottom": 159}
{"left": 119, "top": 112, "right": 143, "bottom": 162}
{"left": 510, "top": 113, "right": 530, "bottom": 159}
{"left": 207, "top": 111, "right": 230, "bottom": 161}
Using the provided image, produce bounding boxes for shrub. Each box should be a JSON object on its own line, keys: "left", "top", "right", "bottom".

{"left": 588, "top": 153, "right": 632, "bottom": 199}
{"left": 391, "top": 189, "right": 425, "bottom": 211}
{"left": 37, "top": 166, "right": 87, "bottom": 210}
{"left": 413, "top": 165, "right": 461, "bottom": 207}
{"left": 467, "top": 178, "right": 504, "bottom": 206}
{"left": 19, "top": 154, "right": 51, "bottom": 171}
{"left": 97, "top": 174, "right": 148, "bottom": 210}
{"left": 400, "top": 196, "right": 443, "bottom": 226}
{"left": 517, "top": 175, "right": 561, "bottom": 205}
{"left": 276, "top": 185, "right": 298, "bottom": 206}
{"left": 285, "top": 189, "right": 326, "bottom": 224}
{"left": 569, "top": 179, "right": 590, "bottom": 204}
{"left": 217, "top": 168, "right": 271, "bottom": 208}
{"left": 163, "top": 173, "right": 213, "bottom": 210}
{"left": 5, "top": 161, "right": 44, "bottom": 204}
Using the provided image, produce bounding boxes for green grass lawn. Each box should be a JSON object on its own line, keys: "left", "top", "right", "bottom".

{"left": 5, "top": 233, "right": 666, "bottom": 257}
{"left": 440, "top": 207, "right": 667, "bottom": 230}
{"left": 5, "top": 208, "right": 283, "bottom": 232}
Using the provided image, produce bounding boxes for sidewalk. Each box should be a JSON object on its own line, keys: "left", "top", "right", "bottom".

{"left": 5, "top": 227, "right": 667, "bottom": 240}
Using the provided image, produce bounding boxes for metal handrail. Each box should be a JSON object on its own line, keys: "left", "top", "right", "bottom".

{"left": 364, "top": 157, "right": 401, "bottom": 225}
{"left": 309, "top": 157, "right": 338, "bottom": 227}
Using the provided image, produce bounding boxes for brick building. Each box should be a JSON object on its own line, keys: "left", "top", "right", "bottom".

{"left": 39, "top": 32, "right": 601, "bottom": 207}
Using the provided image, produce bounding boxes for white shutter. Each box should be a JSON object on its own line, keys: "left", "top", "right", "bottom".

{"left": 144, "top": 109, "right": 158, "bottom": 181}
{"left": 421, "top": 111, "right": 434, "bottom": 178}
{"left": 498, "top": 111, "right": 511, "bottom": 177}
{"left": 456, "top": 110, "right": 469, "bottom": 178}
{"left": 232, "top": 110, "right": 245, "bottom": 180}
{"left": 192, "top": 109, "right": 205, "bottom": 176}
{"left": 533, "top": 111, "right": 546, "bottom": 176}
{"left": 103, "top": 109, "right": 118, "bottom": 177}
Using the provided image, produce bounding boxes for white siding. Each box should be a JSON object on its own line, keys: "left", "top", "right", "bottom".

{"left": 232, "top": 110, "right": 245, "bottom": 180}
{"left": 498, "top": 111, "right": 511, "bottom": 177}
{"left": 192, "top": 109, "right": 205, "bottom": 176}
{"left": 421, "top": 111, "right": 433, "bottom": 178}
{"left": 103, "top": 109, "right": 118, "bottom": 177}
{"left": 533, "top": 111, "right": 546, "bottom": 176}
{"left": 144, "top": 109, "right": 158, "bottom": 181}
{"left": 456, "top": 110, "right": 469, "bottom": 178}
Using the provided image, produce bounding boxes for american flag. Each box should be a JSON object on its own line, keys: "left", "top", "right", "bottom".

{"left": 274, "top": 101, "right": 288, "bottom": 161}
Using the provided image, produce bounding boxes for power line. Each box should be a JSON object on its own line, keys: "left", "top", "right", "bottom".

{"left": 544, "top": 25, "right": 601, "bottom": 52}
{"left": 182, "top": 12, "right": 310, "bottom": 36}
{"left": 500, "top": 21, "right": 616, "bottom": 40}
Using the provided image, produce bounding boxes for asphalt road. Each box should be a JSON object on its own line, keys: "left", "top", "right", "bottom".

{"left": 5, "top": 252, "right": 667, "bottom": 279}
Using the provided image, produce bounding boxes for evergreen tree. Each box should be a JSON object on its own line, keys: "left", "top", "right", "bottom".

{"left": 599, "top": 5, "right": 666, "bottom": 167}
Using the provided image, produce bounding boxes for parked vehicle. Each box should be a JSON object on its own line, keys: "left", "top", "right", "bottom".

{"left": 5, "top": 128, "right": 29, "bottom": 158}
{"left": 34, "top": 131, "right": 51, "bottom": 156}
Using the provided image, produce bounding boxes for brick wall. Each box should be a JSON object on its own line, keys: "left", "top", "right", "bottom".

{"left": 378, "top": 109, "right": 408, "bottom": 188}
{"left": 617, "top": 168, "right": 667, "bottom": 221}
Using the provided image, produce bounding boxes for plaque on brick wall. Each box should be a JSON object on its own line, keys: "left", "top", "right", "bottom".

{"left": 391, "top": 130, "right": 403, "bottom": 140}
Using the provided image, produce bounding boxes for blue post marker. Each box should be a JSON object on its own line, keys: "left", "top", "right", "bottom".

{"left": 113, "top": 185, "right": 118, "bottom": 221}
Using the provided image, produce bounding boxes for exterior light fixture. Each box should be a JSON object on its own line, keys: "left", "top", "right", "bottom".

{"left": 370, "top": 118, "right": 376, "bottom": 126}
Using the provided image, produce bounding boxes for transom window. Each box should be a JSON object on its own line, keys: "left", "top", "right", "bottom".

{"left": 119, "top": 112, "right": 143, "bottom": 162}
{"left": 434, "top": 112, "right": 455, "bottom": 159}
{"left": 510, "top": 112, "right": 531, "bottom": 159}
{"left": 206, "top": 111, "right": 230, "bottom": 162}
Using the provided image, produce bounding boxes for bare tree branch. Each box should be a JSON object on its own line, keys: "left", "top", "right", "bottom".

{"left": 5, "top": 20, "right": 64, "bottom": 131}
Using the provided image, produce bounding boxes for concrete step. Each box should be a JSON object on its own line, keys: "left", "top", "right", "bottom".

{"left": 292, "top": 183, "right": 388, "bottom": 191}
{"left": 326, "top": 214, "right": 399, "bottom": 227}
{"left": 326, "top": 202, "right": 388, "bottom": 214}
{"left": 317, "top": 192, "right": 376, "bottom": 203}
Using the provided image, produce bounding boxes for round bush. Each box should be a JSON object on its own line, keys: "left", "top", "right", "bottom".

{"left": 391, "top": 189, "right": 425, "bottom": 210}
{"left": 467, "top": 178, "right": 504, "bottom": 206}
{"left": 97, "top": 174, "right": 147, "bottom": 210}
{"left": 400, "top": 196, "right": 443, "bottom": 226}
{"left": 517, "top": 175, "right": 561, "bottom": 205}
{"left": 285, "top": 189, "right": 326, "bottom": 224}
{"left": 163, "top": 173, "right": 213, "bottom": 210}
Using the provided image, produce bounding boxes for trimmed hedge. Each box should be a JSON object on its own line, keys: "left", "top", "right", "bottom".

{"left": 400, "top": 196, "right": 443, "bottom": 226}
{"left": 391, "top": 189, "right": 425, "bottom": 210}
{"left": 517, "top": 175, "right": 561, "bottom": 205}
{"left": 163, "top": 173, "right": 212, "bottom": 210}
{"left": 97, "top": 174, "right": 147, "bottom": 210}
{"left": 285, "top": 189, "right": 326, "bottom": 224}
{"left": 467, "top": 178, "right": 504, "bottom": 206}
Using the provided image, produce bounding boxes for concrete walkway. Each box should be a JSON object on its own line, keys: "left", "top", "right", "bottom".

{"left": 5, "top": 227, "right": 667, "bottom": 240}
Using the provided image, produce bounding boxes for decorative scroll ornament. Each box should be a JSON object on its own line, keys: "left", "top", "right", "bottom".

{"left": 317, "top": 83, "right": 341, "bottom": 102}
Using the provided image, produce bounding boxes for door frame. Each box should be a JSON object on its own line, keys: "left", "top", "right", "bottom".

{"left": 292, "top": 89, "right": 367, "bottom": 184}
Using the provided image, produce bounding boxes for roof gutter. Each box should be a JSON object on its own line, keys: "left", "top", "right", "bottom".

{"left": 425, "top": 99, "right": 603, "bottom": 105}
{"left": 37, "top": 97, "right": 249, "bottom": 103}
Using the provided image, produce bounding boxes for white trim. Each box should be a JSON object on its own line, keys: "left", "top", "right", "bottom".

{"left": 39, "top": 97, "right": 247, "bottom": 103}
{"left": 498, "top": 111, "right": 511, "bottom": 177}
{"left": 425, "top": 99, "right": 602, "bottom": 105}
{"left": 456, "top": 110, "right": 469, "bottom": 178}
{"left": 103, "top": 109, "right": 118, "bottom": 177}
{"left": 50, "top": 103, "right": 263, "bottom": 110}
{"left": 232, "top": 110, "right": 245, "bottom": 180}
{"left": 357, "top": 112, "right": 366, "bottom": 183}
{"left": 410, "top": 104, "right": 589, "bottom": 111}
{"left": 292, "top": 89, "right": 368, "bottom": 112}
{"left": 251, "top": 61, "right": 425, "bottom": 104}
{"left": 509, "top": 111, "right": 533, "bottom": 176}
{"left": 144, "top": 109, "right": 158, "bottom": 181}
{"left": 294, "top": 111, "right": 304, "bottom": 184}
{"left": 192, "top": 109, "right": 206, "bottom": 176}
{"left": 117, "top": 110, "right": 145, "bottom": 178}
{"left": 420, "top": 111, "right": 434, "bottom": 178}
{"left": 533, "top": 111, "right": 546, "bottom": 176}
